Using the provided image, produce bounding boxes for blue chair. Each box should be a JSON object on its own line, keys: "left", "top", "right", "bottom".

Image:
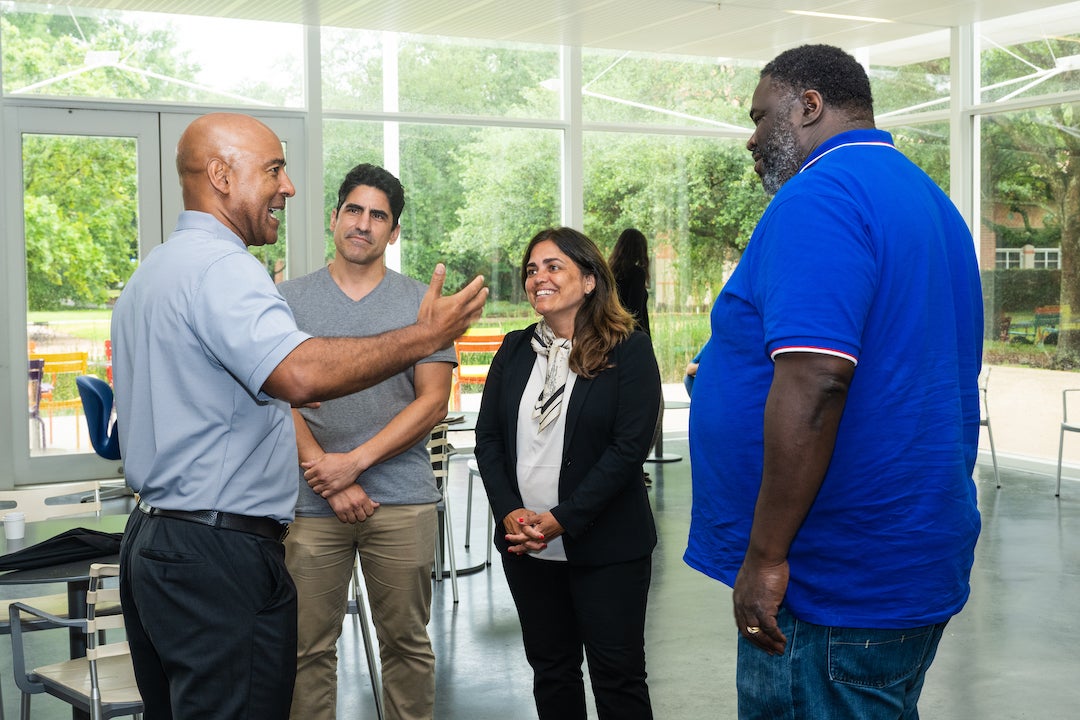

{"left": 76, "top": 375, "right": 121, "bottom": 461}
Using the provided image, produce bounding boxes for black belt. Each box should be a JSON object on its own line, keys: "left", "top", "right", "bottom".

{"left": 138, "top": 501, "right": 289, "bottom": 542}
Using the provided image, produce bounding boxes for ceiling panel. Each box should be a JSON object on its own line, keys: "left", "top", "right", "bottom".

{"left": 32, "top": 0, "right": 1080, "bottom": 64}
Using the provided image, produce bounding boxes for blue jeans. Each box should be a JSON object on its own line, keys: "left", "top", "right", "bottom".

{"left": 737, "top": 607, "right": 947, "bottom": 720}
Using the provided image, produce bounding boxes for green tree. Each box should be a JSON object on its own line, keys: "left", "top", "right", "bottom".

{"left": 23, "top": 136, "right": 137, "bottom": 309}
{"left": 980, "top": 37, "right": 1080, "bottom": 358}
{"left": 4, "top": 11, "right": 204, "bottom": 309}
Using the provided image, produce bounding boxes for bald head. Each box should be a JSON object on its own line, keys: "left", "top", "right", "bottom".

{"left": 174, "top": 113, "right": 295, "bottom": 246}
{"left": 176, "top": 113, "right": 276, "bottom": 206}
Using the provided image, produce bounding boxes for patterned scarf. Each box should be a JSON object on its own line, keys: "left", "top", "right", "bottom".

{"left": 530, "top": 319, "right": 573, "bottom": 432}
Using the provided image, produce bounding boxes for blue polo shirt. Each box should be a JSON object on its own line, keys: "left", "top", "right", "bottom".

{"left": 111, "top": 211, "right": 311, "bottom": 523}
{"left": 685, "top": 129, "right": 983, "bottom": 628}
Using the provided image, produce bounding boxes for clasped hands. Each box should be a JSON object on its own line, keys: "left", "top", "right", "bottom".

{"left": 503, "top": 509, "right": 563, "bottom": 555}
{"left": 303, "top": 452, "right": 378, "bottom": 524}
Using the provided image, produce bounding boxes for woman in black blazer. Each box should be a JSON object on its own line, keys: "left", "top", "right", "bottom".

{"left": 475, "top": 227, "right": 661, "bottom": 720}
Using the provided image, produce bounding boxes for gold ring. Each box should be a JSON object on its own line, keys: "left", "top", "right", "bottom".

{"left": 746, "top": 626, "right": 761, "bottom": 635}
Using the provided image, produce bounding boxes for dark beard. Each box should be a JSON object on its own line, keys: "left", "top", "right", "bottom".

{"left": 760, "top": 116, "right": 801, "bottom": 196}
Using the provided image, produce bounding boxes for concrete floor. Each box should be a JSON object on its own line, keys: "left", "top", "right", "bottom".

{"left": 354, "top": 439, "right": 1080, "bottom": 719}
{"left": 4, "top": 438, "right": 1080, "bottom": 719}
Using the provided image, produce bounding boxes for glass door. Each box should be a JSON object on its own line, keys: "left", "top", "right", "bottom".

{"left": 3, "top": 107, "right": 160, "bottom": 483}
{"left": 2, "top": 108, "right": 307, "bottom": 487}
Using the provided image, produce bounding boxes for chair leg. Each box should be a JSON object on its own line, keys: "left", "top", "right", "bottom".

{"left": 486, "top": 509, "right": 493, "bottom": 566}
{"left": 1057, "top": 426, "right": 1066, "bottom": 497}
{"left": 443, "top": 484, "right": 459, "bottom": 604}
{"left": 433, "top": 516, "right": 444, "bottom": 581}
{"left": 31, "top": 417, "right": 46, "bottom": 449}
{"left": 433, "top": 501, "right": 458, "bottom": 601}
{"left": 465, "top": 465, "right": 476, "bottom": 549}
{"left": 351, "top": 560, "right": 384, "bottom": 720}
{"left": 467, "top": 460, "right": 494, "bottom": 565}
{"left": 986, "top": 422, "right": 1000, "bottom": 489}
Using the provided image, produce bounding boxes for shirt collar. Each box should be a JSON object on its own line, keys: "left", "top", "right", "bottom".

{"left": 800, "top": 128, "right": 895, "bottom": 172}
{"left": 174, "top": 210, "right": 247, "bottom": 250}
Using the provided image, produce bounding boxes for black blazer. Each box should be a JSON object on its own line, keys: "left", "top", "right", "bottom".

{"left": 475, "top": 325, "right": 661, "bottom": 566}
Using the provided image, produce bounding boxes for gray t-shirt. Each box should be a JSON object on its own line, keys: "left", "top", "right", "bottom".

{"left": 278, "top": 266, "right": 455, "bottom": 516}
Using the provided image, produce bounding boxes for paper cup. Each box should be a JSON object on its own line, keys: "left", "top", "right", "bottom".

{"left": 3, "top": 511, "right": 26, "bottom": 540}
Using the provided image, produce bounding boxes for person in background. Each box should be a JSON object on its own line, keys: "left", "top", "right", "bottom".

{"left": 280, "top": 163, "right": 452, "bottom": 720}
{"left": 683, "top": 348, "right": 703, "bottom": 397}
{"left": 475, "top": 227, "right": 661, "bottom": 720}
{"left": 609, "top": 227, "right": 660, "bottom": 485}
{"left": 609, "top": 228, "right": 651, "bottom": 336}
{"left": 112, "top": 112, "right": 487, "bottom": 720}
{"left": 684, "top": 45, "right": 982, "bottom": 719}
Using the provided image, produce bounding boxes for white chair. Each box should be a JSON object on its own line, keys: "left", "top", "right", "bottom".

{"left": 1, "top": 480, "right": 112, "bottom": 717}
{"left": 346, "top": 558, "right": 384, "bottom": 720}
{"left": 9, "top": 563, "right": 143, "bottom": 719}
{"left": 428, "top": 423, "right": 458, "bottom": 603}
{"left": 464, "top": 458, "right": 493, "bottom": 567}
{"left": 979, "top": 368, "right": 1000, "bottom": 488}
{"left": 1056, "top": 389, "right": 1080, "bottom": 497}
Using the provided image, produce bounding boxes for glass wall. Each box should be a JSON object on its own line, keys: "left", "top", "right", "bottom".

{"left": 580, "top": 49, "right": 757, "bottom": 130}
{"left": 867, "top": 31, "right": 952, "bottom": 117}
{"left": 576, "top": 48, "right": 762, "bottom": 379}
{"left": 322, "top": 120, "right": 561, "bottom": 306}
{"left": 975, "top": 3, "right": 1080, "bottom": 468}
{"left": 5, "top": 1, "right": 1080, "bottom": 484}
{"left": 24, "top": 132, "right": 135, "bottom": 454}
{"left": 889, "top": 121, "right": 951, "bottom": 193}
{"left": 582, "top": 132, "right": 764, "bottom": 376}
{"left": 1, "top": 6, "right": 304, "bottom": 106}
{"left": 979, "top": 2, "right": 1080, "bottom": 103}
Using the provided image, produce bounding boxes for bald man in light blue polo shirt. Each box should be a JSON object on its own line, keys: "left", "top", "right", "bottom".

{"left": 111, "top": 112, "right": 487, "bottom": 720}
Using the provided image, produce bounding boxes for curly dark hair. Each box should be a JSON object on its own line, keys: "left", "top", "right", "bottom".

{"left": 761, "top": 44, "right": 874, "bottom": 121}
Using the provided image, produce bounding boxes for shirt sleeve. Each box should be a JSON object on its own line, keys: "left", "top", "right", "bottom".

{"left": 754, "top": 187, "right": 876, "bottom": 364}
{"left": 191, "top": 250, "right": 311, "bottom": 400}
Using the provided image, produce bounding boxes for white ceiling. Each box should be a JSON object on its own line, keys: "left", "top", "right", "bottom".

{"left": 62, "top": 0, "right": 1080, "bottom": 64}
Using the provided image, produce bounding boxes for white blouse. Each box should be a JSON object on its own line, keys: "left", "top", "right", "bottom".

{"left": 515, "top": 353, "right": 578, "bottom": 561}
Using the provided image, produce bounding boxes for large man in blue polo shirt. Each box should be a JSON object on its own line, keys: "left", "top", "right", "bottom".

{"left": 111, "top": 112, "right": 487, "bottom": 720}
{"left": 684, "top": 45, "right": 983, "bottom": 719}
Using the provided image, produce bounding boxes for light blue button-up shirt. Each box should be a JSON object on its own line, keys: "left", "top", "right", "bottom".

{"left": 111, "top": 211, "right": 311, "bottom": 523}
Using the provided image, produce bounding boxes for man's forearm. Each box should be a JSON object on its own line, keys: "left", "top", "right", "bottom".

{"left": 748, "top": 353, "right": 853, "bottom": 564}
{"left": 264, "top": 324, "right": 440, "bottom": 406}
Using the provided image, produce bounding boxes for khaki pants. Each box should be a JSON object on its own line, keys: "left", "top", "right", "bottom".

{"left": 285, "top": 504, "right": 437, "bottom": 720}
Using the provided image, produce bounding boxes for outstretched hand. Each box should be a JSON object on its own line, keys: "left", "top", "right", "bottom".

{"left": 418, "top": 264, "right": 488, "bottom": 349}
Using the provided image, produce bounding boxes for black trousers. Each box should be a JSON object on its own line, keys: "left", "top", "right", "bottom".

{"left": 119, "top": 508, "right": 297, "bottom": 720}
{"left": 501, "top": 552, "right": 654, "bottom": 720}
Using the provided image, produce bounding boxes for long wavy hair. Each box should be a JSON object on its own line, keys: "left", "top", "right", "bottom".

{"left": 520, "top": 227, "right": 635, "bottom": 378}
{"left": 609, "top": 227, "right": 651, "bottom": 285}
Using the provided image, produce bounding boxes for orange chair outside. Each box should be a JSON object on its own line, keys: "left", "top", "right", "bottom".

{"left": 451, "top": 330, "right": 505, "bottom": 410}
{"left": 29, "top": 351, "right": 89, "bottom": 448}
{"left": 105, "top": 339, "right": 114, "bottom": 383}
